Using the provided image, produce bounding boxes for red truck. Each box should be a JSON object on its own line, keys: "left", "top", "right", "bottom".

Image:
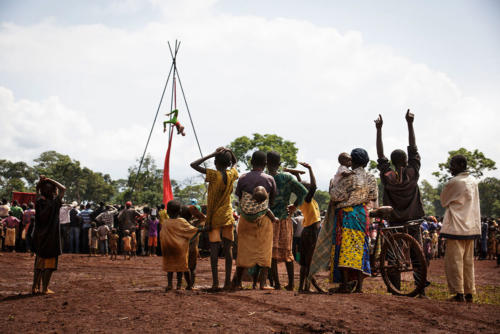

{"left": 12, "top": 191, "right": 36, "bottom": 206}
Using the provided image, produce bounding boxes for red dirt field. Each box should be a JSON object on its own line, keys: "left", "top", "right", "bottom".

{"left": 0, "top": 252, "right": 499, "bottom": 333}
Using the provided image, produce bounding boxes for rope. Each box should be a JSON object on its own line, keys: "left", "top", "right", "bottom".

{"left": 175, "top": 68, "right": 204, "bottom": 159}
{"left": 130, "top": 62, "right": 174, "bottom": 197}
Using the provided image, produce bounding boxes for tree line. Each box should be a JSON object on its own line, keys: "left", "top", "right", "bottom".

{"left": 0, "top": 135, "right": 498, "bottom": 216}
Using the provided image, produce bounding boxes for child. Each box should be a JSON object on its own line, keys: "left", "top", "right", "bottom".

{"left": 181, "top": 205, "right": 206, "bottom": 287}
{"left": 190, "top": 147, "right": 238, "bottom": 290}
{"left": 130, "top": 227, "right": 137, "bottom": 257}
{"left": 32, "top": 175, "right": 66, "bottom": 294}
{"left": 89, "top": 222, "right": 99, "bottom": 257}
{"left": 1, "top": 211, "right": 20, "bottom": 252}
{"left": 330, "top": 152, "right": 353, "bottom": 189}
{"left": 97, "top": 223, "right": 110, "bottom": 256}
{"left": 161, "top": 200, "right": 208, "bottom": 291}
{"left": 252, "top": 186, "right": 279, "bottom": 223}
{"left": 147, "top": 215, "right": 159, "bottom": 256}
{"left": 109, "top": 228, "right": 119, "bottom": 261}
{"left": 287, "top": 162, "right": 324, "bottom": 293}
{"left": 163, "top": 109, "right": 186, "bottom": 136}
{"left": 122, "top": 230, "right": 132, "bottom": 260}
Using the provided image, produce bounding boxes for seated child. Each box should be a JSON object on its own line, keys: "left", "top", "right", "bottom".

{"left": 89, "top": 222, "right": 99, "bottom": 257}
{"left": 109, "top": 228, "right": 119, "bottom": 261}
{"left": 122, "top": 230, "right": 132, "bottom": 260}
{"left": 160, "top": 200, "right": 208, "bottom": 291}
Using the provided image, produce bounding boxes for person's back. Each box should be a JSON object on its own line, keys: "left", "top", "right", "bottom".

{"left": 375, "top": 110, "right": 424, "bottom": 224}
{"left": 440, "top": 172, "right": 480, "bottom": 238}
{"left": 440, "top": 155, "right": 481, "bottom": 302}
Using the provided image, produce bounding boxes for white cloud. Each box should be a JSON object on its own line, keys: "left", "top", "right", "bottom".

{"left": 0, "top": 0, "right": 498, "bottom": 189}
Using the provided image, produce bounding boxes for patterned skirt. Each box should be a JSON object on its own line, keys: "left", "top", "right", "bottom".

{"left": 330, "top": 204, "right": 371, "bottom": 283}
{"left": 272, "top": 217, "right": 294, "bottom": 262}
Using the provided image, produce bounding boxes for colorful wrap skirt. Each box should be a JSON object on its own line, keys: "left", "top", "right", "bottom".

{"left": 329, "top": 204, "right": 371, "bottom": 283}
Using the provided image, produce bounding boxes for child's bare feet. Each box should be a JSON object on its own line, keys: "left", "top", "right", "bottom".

{"left": 42, "top": 289, "right": 55, "bottom": 295}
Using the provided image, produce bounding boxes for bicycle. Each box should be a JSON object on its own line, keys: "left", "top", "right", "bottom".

{"left": 369, "top": 207, "right": 427, "bottom": 297}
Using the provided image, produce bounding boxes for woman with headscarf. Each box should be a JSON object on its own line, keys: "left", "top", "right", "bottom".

{"left": 309, "top": 148, "right": 378, "bottom": 293}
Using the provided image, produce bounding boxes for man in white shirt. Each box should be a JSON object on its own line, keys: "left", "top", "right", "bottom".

{"left": 59, "top": 202, "right": 73, "bottom": 253}
{"left": 440, "top": 155, "right": 481, "bottom": 303}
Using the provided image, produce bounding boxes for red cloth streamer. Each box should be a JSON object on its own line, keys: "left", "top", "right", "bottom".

{"left": 163, "top": 129, "right": 174, "bottom": 206}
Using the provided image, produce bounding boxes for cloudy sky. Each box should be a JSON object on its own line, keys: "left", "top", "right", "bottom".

{"left": 1, "top": 0, "right": 499, "bottom": 189}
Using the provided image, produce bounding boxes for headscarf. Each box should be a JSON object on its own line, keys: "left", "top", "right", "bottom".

{"left": 351, "top": 148, "right": 369, "bottom": 167}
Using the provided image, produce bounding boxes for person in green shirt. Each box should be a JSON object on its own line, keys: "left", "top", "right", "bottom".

{"left": 267, "top": 151, "right": 308, "bottom": 291}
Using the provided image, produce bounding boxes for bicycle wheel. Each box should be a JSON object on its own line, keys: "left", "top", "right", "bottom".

{"left": 379, "top": 232, "right": 427, "bottom": 297}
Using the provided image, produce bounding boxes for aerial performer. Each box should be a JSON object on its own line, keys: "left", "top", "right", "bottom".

{"left": 163, "top": 109, "right": 186, "bottom": 136}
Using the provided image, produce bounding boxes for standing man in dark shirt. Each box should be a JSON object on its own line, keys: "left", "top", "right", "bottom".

{"left": 375, "top": 110, "right": 427, "bottom": 296}
{"left": 32, "top": 176, "right": 66, "bottom": 294}
{"left": 69, "top": 202, "right": 81, "bottom": 253}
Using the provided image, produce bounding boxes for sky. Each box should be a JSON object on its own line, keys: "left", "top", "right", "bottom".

{"left": 0, "top": 0, "right": 499, "bottom": 190}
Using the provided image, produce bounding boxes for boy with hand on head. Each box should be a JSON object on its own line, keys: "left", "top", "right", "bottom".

{"left": 161, "top": 200, "right": 209, "bottom": 291}
{"left": 287, "top": 162, "right": 323, "bottom": 293}
{"left": 190, "top": 147, "right": 238, "bottom": 290}
{"left": 32, "top": 175, "right": 66, "bottom": 295}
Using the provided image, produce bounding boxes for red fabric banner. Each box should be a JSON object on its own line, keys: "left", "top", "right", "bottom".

{"left": 163, "top": 129, "right": 174, "bottom": 206}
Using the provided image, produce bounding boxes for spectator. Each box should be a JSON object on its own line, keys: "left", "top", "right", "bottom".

{"left": 440, "top": 155, "right": 481, "bottom": 303}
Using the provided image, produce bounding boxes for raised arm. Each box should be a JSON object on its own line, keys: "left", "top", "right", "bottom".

{"left": 190, "top": 147, "right": 223, "bottom": 174}
{"left": 406, "top": 109, "right": 416, "bottom": 147}
{"left": 299, "top": 162, "right": 317, "bottom": 203}
{"left": 38, "top": 175, "right": 66, "bottom": 199}
{"left": 375, "top": 114, "right": 385, "bottom": 159}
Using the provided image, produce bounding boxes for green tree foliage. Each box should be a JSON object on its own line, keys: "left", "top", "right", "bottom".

{"left": 0, "top": 159, "right": 36, "bottom": 199}
{"left": 433, "top": 148, "right": 496, "bottom": 183}
{"left": 228, "top": 133, "right": 298, "bottom": 170}
{"left": 420, "top": 180, "right": 444, "bottom": 216}
{"left": 119, "top": 154, "right": 164, "bottom": 206}
{"left": 117, "top": 156, "right": 207, "bottom": 207}
{"left": 313, "top": 189, "right": 330, "bottom": 211}
{"left": 172, "top": 177, "right": 207, "bottom": 205}
{"left": 478, "top": 177, "right": 500, "bottom": 217}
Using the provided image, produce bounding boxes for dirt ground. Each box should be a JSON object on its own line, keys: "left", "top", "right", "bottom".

{"left": 0, "top": 253, "right": 499, "bottom": 333}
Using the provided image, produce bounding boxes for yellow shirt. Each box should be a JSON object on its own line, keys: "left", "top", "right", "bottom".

{"left": 158, "top": 209, "right": 169, "bottom": 225}
{"left": 205, "top": 168, "right": 239, "bottom": 228}
{"left": 299, "top": 198, "right": 321, "bottom": 227}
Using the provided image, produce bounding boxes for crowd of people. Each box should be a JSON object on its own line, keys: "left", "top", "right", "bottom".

{"left": 1, "top": 111, "right": 498, "bottom": 302}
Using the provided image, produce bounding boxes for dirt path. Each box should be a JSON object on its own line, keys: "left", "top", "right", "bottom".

{"left": 1, "top": 253, "right": 499, "bottom": 333}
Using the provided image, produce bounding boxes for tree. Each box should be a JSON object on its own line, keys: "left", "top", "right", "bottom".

{"left": 478, "top": 177, "right": 500, "bottom": 217}
{"left": 420, "top": 180, "right": 444, "bottom": 216}
{"left": 313, "top": 190, "right": 330, "bottom": 212}
{"left": 119, "top": 154, "right": 164, "bottom": 206}
{"left": 172, "top": 176, "right": 207, "bottom": 205}
{"left": 0, "top": 159, "right": 36, "bottom": 199}
{"left": 228, "top": 133, "right": 299, "bottom": 170}
{"left": 433, "top": 148, "right": 496, "bottom": 184}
